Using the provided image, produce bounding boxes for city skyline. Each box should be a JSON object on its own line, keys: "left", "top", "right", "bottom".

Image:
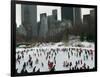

{"left": 16, "top": 4, "right": 93, "bottom": 27}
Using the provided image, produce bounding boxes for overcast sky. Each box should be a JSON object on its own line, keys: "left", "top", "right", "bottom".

{"left": 16, "top": 4, "right": 93, "bottom": 27}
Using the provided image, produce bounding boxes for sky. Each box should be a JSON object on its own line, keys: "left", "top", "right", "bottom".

{"left": 16, "top": 4, "right": 93, "bottom": 27}
{"left": 37, "top": 5, "right": 61, "bottom": 22}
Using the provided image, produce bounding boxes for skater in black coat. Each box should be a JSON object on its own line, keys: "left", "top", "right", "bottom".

{"left": 21, "top": 63, "right": 26, "bottom": 74}
{"left": 30, "top": 61, "right": 33, "bottom": 67}
{"left": 33, "top": 66, "right": 36, "bottom": 72}
{"left": 50, "top": 65, "right": 55, "bottom": 72}
{"left": 37, "top": 68, "right": 40, "bottom": 72}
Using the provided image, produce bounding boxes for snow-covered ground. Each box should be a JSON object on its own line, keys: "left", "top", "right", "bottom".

{"left": 16, "top": 41, "right": 95, "bottom": 74}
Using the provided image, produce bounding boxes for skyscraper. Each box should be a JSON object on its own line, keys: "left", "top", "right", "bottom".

{"left": 21, "top": 4, "right": 37, "bottom": 40}
{"left": 61, "top": 7, "right": 82, "bottom": 26}
{"left": 83, "top": 14, "right": 91, "bottom": 26}
{"left": 39, "top": 13, "right": 48, "bottom": 39}
{"left": 52, "top": 9, "right": 57, "bottom": 20}
{"left": 73, "top": 8, "right": 82, "bottom": 25}
{"left": 62, "top": 7, "right": 73, "bottom": 21}
{"left": 90, "top": 10, "right": 95, "bottom": 24}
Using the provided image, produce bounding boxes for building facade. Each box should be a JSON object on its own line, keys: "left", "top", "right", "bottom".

{"left": 21, "top": 4, "right": 37, "bottom": 40}
{"left": 39, "top": 13, "right": 48, "bottom": 39}
{"left": 52, "top": 9, "right": 57, "bottom": 21}
{"left": 61, "top": 7, "right": 82, "bottom": 26}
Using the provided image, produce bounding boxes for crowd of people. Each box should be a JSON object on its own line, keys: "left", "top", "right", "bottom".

{"left": 16, "top": 47, "right": 95, "bottom": 74}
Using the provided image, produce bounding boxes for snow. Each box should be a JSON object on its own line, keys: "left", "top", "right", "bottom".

{"left": 16, "top": 41, "right": 95, "bottom": 74}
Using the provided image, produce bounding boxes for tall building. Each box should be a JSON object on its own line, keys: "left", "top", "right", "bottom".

{"left": 48, "top": 15, "right": 53, "bottom": 29}
{"left": 48, "top": 9, "right": 58, "bottom": 30}
{"left": 83, "top": 9, "right": 95, "bottom": 41}
{"left": 39, "top": 13, "right": 48, "bottom": 39}
{"left": 90, "top": 10, "right": 95, "bottom": 24}
{"left": 61, "top": 7, "right": 82, "bottom": 26}
{"left": 83, "top": 14, "right": 91, "bottom": 26}
{"left": 52, "top": 9, "right": 57, "bottom": 20}
{"left": 62, "top": 7, "right": 73, "bottom": 21}
{"left": 83, "top": 10, "right": 95, "bottom": 27}
{"left": 73, "top": 8, "right": 82, "bottom": 25}
{"left": 21, "top": 4, "right": 37, "bottom": 40}
{"left": 90, "top": 10, "right": 95, "bottom": 17}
